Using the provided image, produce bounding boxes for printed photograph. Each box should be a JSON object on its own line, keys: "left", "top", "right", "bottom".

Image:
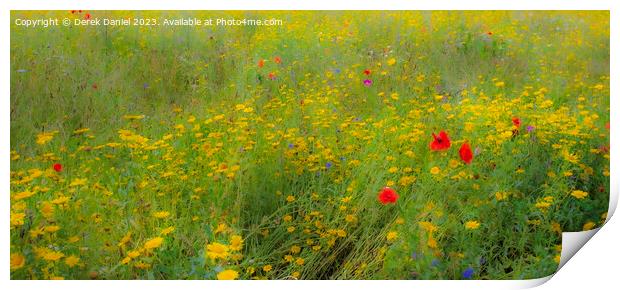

{"left": 10, "top": 10, "right": 610, "bottom": 280}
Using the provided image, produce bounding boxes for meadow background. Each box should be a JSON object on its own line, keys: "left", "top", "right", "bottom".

{"left": 10, "top": 11, "right": 610, "bottom": 280}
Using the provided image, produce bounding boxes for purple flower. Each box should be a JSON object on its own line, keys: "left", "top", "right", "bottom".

{"left": 143, "top": 83, "right": 149, "bottom": 89}
{"left": 526, "top": 125, "right": 535, "bottom": 133}
{"left": 288, "top": 143, "right": 294, "bottom": 149}
{"left": 363, "top": 79, "right": 372, "bottom": 87}
{"left": 474, "top": 147, "right": 481, "bottom": 156}
{"left": 462, "top": 267, "right": 474, "bottom": 279}
{"left": 326, "top": 162, "right": 333, "bottom": 169}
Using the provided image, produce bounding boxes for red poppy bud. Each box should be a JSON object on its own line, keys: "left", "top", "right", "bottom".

{"left": 459, "top": 143, "right": 473, "bottom": 164}
{"left": 512, "top": 117, "right": 521, "bottom": 128}
{"left": 378, "top": 187, "right": 399, "bottom": 204}
{"left": 430, "top": 131, "right": 451, "bottom": 151}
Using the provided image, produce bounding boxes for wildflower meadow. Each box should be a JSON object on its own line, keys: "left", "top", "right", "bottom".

{"left": 10, "top": 11, "right": 610, "bottom": 280}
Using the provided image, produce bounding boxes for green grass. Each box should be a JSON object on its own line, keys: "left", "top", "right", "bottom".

{"left": 10, "top": 11, "right": 610, "bottom": 280}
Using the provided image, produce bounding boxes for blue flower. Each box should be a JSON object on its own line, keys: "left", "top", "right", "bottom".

{"left": 462, "top": 267, "right": 474, "bottom": 279}
{"left": 326, "top": 162, "right": 333, "bottom": 169}
{"left": 288, "top": 143, "right": 294, "bottom": 149}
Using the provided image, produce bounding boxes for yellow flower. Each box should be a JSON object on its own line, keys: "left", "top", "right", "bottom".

{"left": 535, "top": 201, "right": 552, "bottom": 210}
{"left": 345, "top": 214, "right": 357, "bottom": 223}
{"left": 134, "top": 261, "right": 151, "bottom": 269}
{"left": 427, "top": 235, "right": 438, "bottom": 248}
{"left": 230, "top": 235, "right": 244, "bottom": 251}
{"left": 10, "top": 253, "right": 25, "bottom": 270}
{"left": 386, "top": 231, "right": 398, "bottom": 242}
{"left": 65, "top": 255, "right": 80, "bottom": 267}
{"left": 44, "top": 225, "right": 61, "bottom": 233}
{"left": 495, "top": 191, "right": 508, "bottom": 201}
{"left": 153, "top": 211, "right": 170, "bottom": 219}
{"left": 286, "top": 195, "right": 296, "bottom": 202}
{"left": 118, "top": 231, "right": 132, "bottom": 246}
{"left": 214, "top": 223, "right": 227, "bottom": 234}
{"left": 51, "top": 196, "right": 69, "bottom": 204}
{"left": 10, "top": 212, "right": 25, "bottom": 227}
{"left": 418, "top": 221, "right": 438, "bottom": 232}
{"left": 430, "top": 167, "right": 441, "bottom": 175}
{"left": 161, "top": 226, "right": 175, "bottom": 235}
{"left": 206, "top": 242, "right": 229, "bottom": 260}
{"left": 73, "top": 128, "right": 90, "bottom": 134}
{"left": 262, "top": 265, "right": 272, "bottom": 272}
{"left": 144, "top": 237, "right": 164, "bottom": 250}
{"left": 583, "top": 221, "right": 596, "bottom": 231}
{"left": 69, "top": 178, "right": 88, "bottom": 187}
{"left": 36, "top": 131, "right": 56, "bottom": 145}
{"left": 43, "top": 250, "right": 65, "bottom": 261}
{"left": 217, "top": 269, "right": 239, "bottom": 280}
{"left": 571, "top": 190, "right": 588, "bottom": 199}
{"left": 295, "top": 257, "right": 305, "bottom": 266}
{"left": 127, "top": 250, "right": 141, "bottom": 258}
{"left": 387, "top": 58, "right": 396, "bottom": 66}
{"left": 465, "top": 220, "right": 480, "bottom": 230}
{"left": 13, "top": 190, "right": 35, "bottom": 201}
{"left": 123, "top": 114, "right": 145, "bottom": 120}
{"left": 290, "top": 245, "right": 301, "bottom": 254}
{"left": 336, "top": 229, "right": 347, "bottom": 237}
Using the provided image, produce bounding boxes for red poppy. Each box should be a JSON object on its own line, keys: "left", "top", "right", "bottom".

{"left": 258, "top": 59, "right": 264, "bottom": 68}
{"left": 605, "top": 122, "right": 610, "bottom": 130}
{"left": 53, "top": 163, "right": 62, "bottom": 172}
{"left": 92, "top": 83, "right": 98, "bottom": 89}
{"left": 512, "top": 117, "right": 521, "bottom": 128}
{"left": 378, "top": 187, "right": 398, "bottom": 204}
{"left": 459, "top": 142, "right": 473, "bottom": 164}
{"left": 487, "top": 31, "right": 493, "bottom": 36}
{"left": 274, "top": 56, "right": 281, "bottom": 64}
{"left": 363, "top": 69, "right": 371, "bottom": 75}
{"left": 70, "top": 10, "right": 76, "bottom": 14}
{"left": 85, "top": 13, "right": 91, "bottom": 20}
{"left": 430, "top": 131, "right": 451, "bottom": 151}
{"left": 268, "top": 72, "right": 276, "bottom": 80}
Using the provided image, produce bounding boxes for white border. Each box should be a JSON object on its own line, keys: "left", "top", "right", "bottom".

{"left": 2, "top": 1, "right": 617, "bottom": 290}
